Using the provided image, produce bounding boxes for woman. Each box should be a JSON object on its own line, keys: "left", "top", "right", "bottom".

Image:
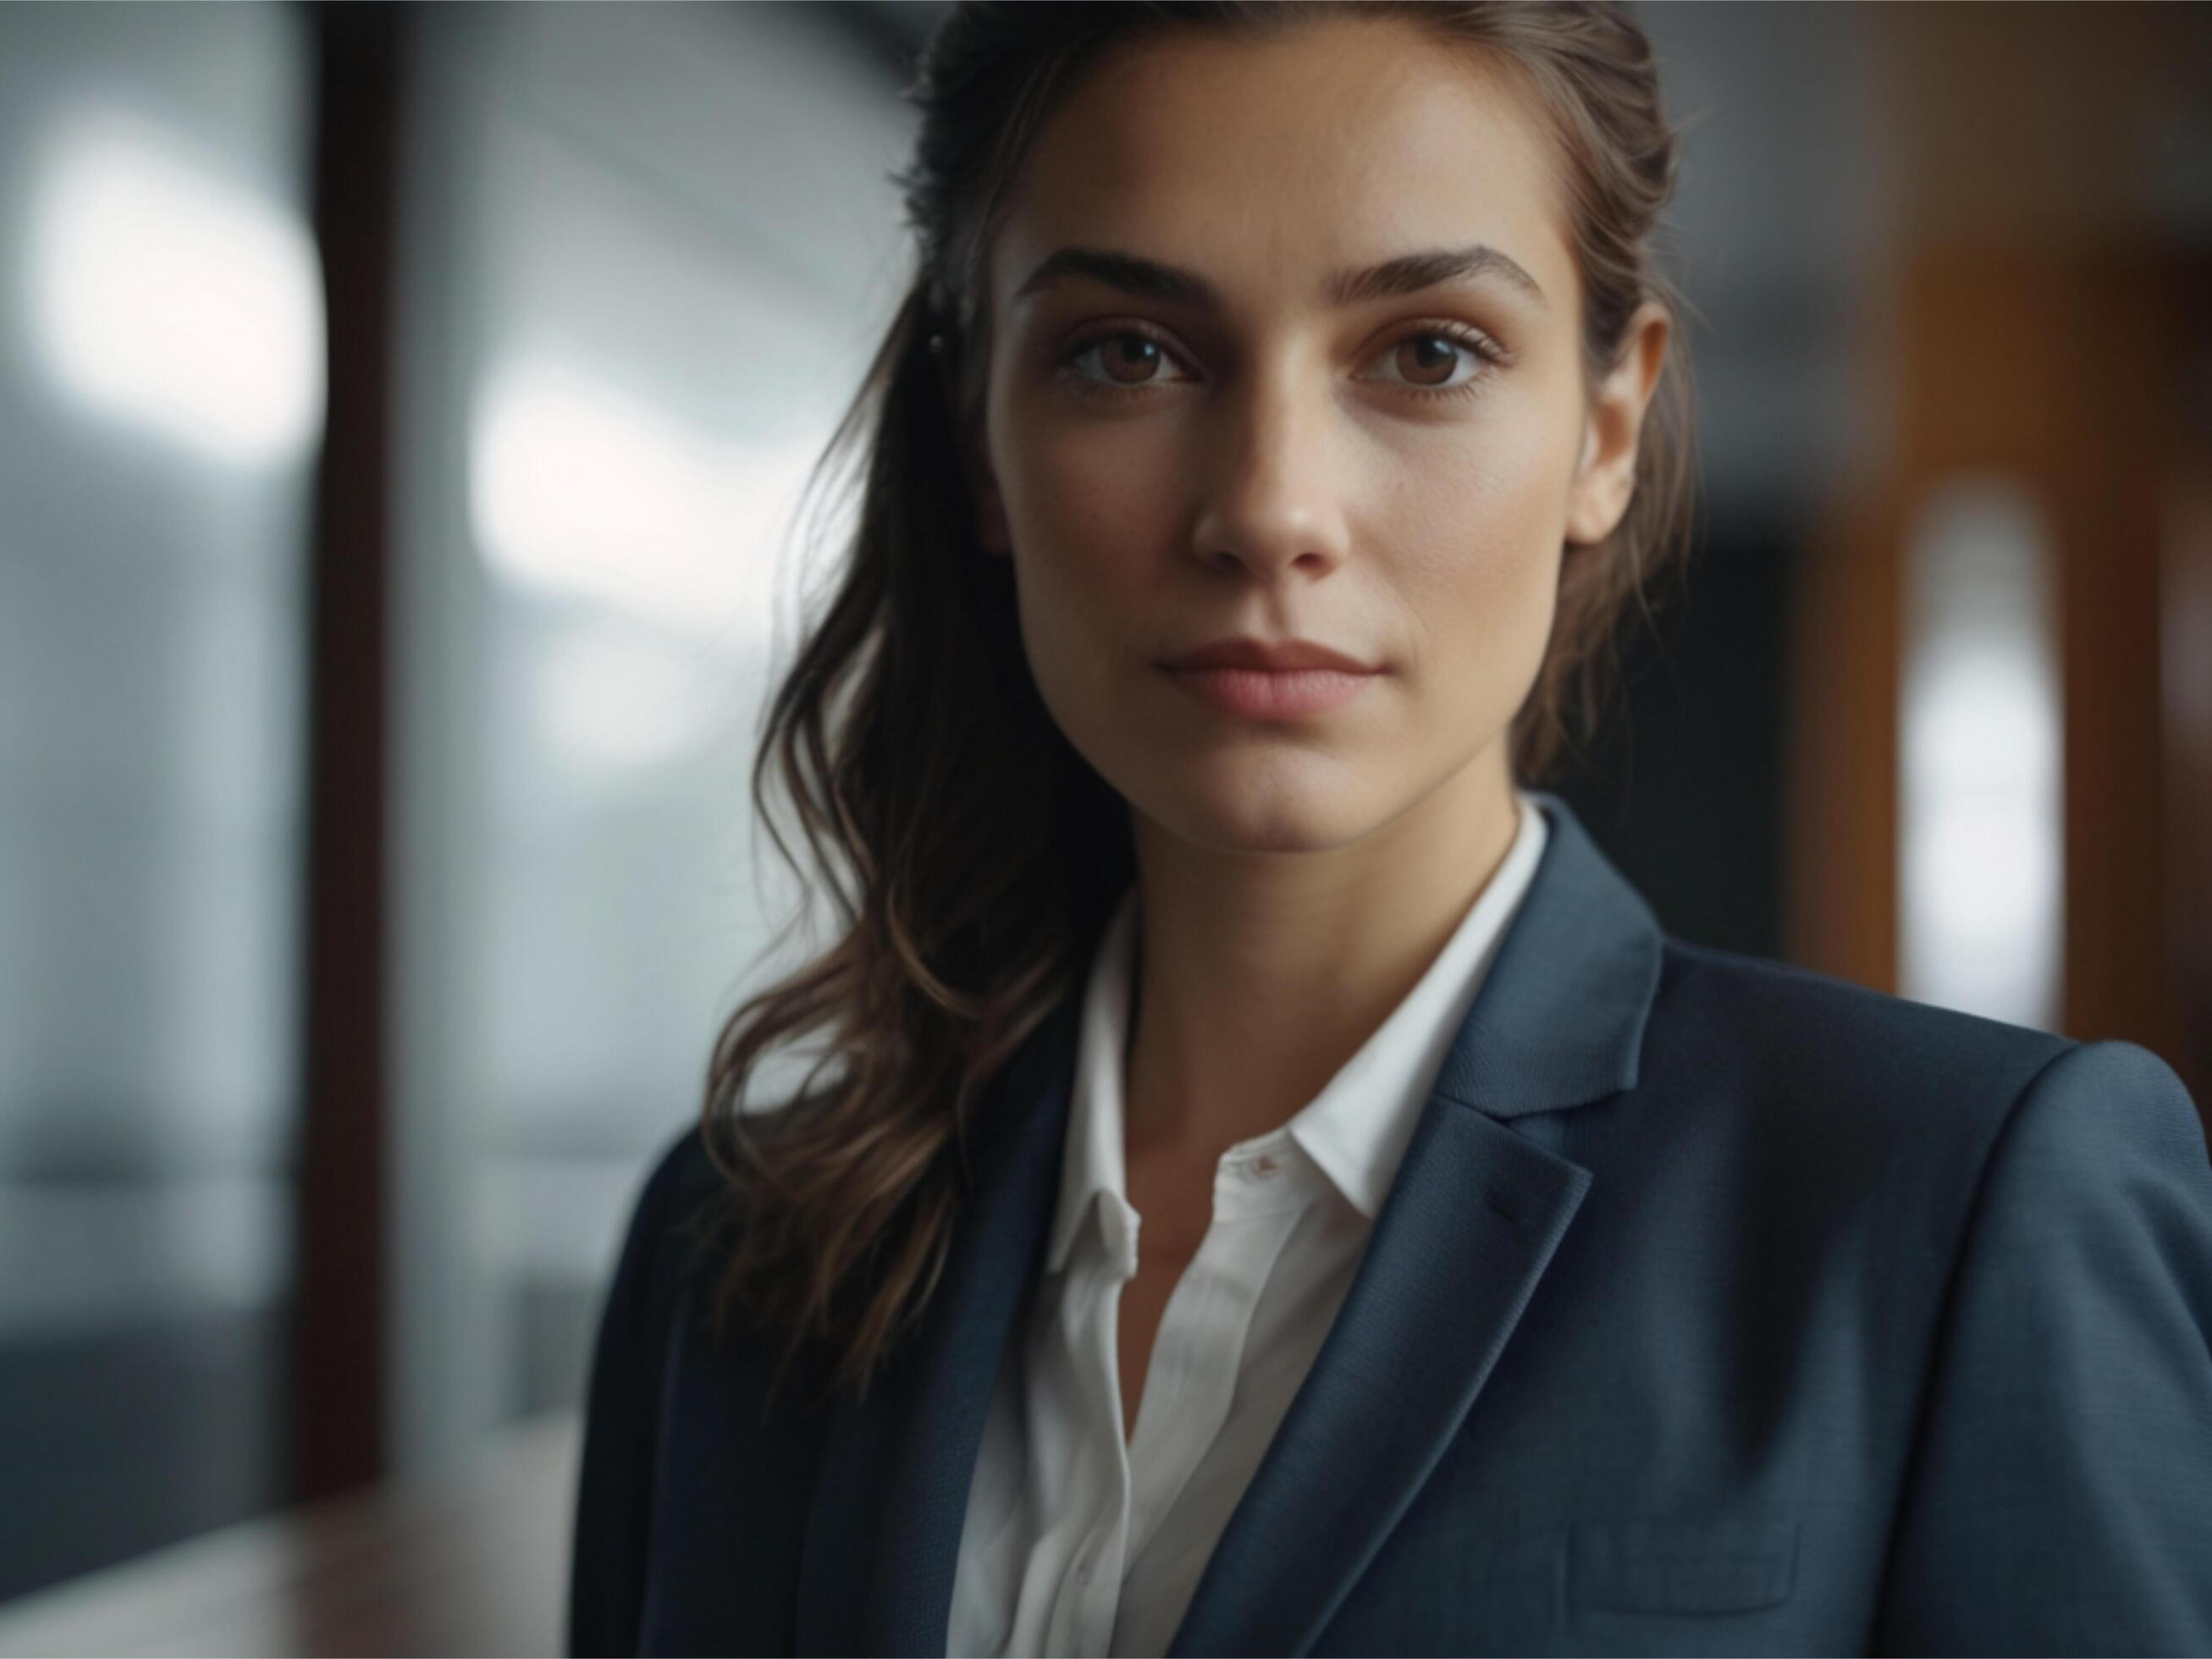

{"left": 569, "top": 3, "right": 2212, "bottom": 1655}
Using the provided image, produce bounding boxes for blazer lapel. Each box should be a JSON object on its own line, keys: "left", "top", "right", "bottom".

{"left": 1167, "top": 791, "right": 1666, "bottom": 1656}
{"left": 793, "top": 989, "right": 1083, "bottom": 1657}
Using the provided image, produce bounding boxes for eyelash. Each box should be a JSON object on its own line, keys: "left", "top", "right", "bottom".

{"left": 1056, "top": 319, "right": 1509, "bottom": 405}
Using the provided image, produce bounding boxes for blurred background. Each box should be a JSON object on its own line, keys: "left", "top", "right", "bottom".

{"left": 0, "top": 2, "right": 2204, "bottom": 1652}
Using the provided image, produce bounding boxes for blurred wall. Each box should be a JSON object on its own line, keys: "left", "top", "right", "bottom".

{"left": 1786, "top": 2, "right": 2212, "bottom": 1111}
{"left": 0, "top": 0, "right": 918, "bottom": 1600}
{"left": 383, "top": 0, "right": 916, "bottom": 1474}
{"left": 0, "top": 1, "right": 320, "bottom": 1601}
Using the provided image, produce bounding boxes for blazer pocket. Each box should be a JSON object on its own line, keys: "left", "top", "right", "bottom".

{"left": 1567, "top": 1515, "right": 1799, "bottom": 1614}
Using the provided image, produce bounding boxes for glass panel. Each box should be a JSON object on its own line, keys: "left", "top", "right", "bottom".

{"left": 389, "top": 3, "right": 914, "bottom": 1467}
{"left": 0, "top": 2, "right": 317, "bottom": 1599}
{"left": 1898, "top": 477, "right": 2065, "bottom": 1028}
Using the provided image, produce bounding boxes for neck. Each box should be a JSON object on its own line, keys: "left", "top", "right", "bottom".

{"left": 1122, "top": 755, "right": 1521, "bottom": 1163}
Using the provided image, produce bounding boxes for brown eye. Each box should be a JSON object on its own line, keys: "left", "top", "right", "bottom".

{"left": 1361, "top": 325, "right": 1501, "bottom": 398}
{"left": 1395, "top": 334, "right": 1463, "bottom": 388}
{"left": 1096, "top": 334, "right": 1164, "bottom": 385}
{"left": 1060, "top": 329, "right": 1193, "bottom": 399}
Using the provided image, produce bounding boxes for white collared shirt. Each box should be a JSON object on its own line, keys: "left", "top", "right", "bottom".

{"left": 946, "top": 792, "right": 1551, "bottom": 1658}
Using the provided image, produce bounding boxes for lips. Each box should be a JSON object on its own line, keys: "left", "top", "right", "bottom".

{"left": 1161, "top": 637, "right": 1379, "bottom": 674}
{"left": 1157, "top": 637, "right": 1381, "bottom": 721}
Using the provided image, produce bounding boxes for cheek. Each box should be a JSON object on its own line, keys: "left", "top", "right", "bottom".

{"left": 999, "top": 417, "right": 1183, "bottom": 640}
{"left": 1015, "top": 411, "right": 1179, "bottom": 538}
{"left": 992, "top": 422, "right": 1183, "bottom": 759}
{"left": 1381, "top": 433, "right": 1567, "bottom": 714}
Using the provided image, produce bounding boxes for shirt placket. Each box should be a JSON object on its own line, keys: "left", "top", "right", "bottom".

{"left": 1110, "top": 1134, "right": 1326, "bottom": 1659}
{"left": 1047, "top": 1189, "right": 1141, "bottom": 1656}
{"left": 1123, "top": 1186, "right": 1308, "bottom": 1566}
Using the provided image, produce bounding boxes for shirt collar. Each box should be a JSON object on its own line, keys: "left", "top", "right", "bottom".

{"left": 1043, "top": 791, "right": 1549, "bottom": 1272}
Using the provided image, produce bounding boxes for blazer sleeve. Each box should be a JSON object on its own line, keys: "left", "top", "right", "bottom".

{"left": 568, "top": 1129, "right": 707, "bottom": 1658}
{"left": 1872, "top": 1039, "right": 2212, "bottom": 1656}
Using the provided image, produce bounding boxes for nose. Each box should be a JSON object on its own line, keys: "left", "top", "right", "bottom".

{"left": 1187, "top": 356, "right": 1352, "bottom": 581}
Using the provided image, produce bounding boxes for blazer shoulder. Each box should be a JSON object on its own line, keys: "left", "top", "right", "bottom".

{"left": 644, "top": 1119, "right": 725, "bottom": 1224}
{"left": 1994, "top": 1035, "right": 2210, "bottom": 1169}
{"left": 619, "top": 1119, "right": 744, "bottom": 1298}
{"left": 1870, "top": 1034, "right": 2212, "bottom": 1656}
{"left": 1642, "top": 940, "right": 2209, "bottom": 1281}
{"left": 1646, "top": 934, "right": 2082, "bottom": 1143}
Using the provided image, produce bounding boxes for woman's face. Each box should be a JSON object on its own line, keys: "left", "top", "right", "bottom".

{"left": 972, "top": 15, "right": 1663, "bottom": 857}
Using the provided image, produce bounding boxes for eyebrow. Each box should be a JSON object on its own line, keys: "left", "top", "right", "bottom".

{"left": 1012, "top": 241, "right": 1548, "bottom": 313}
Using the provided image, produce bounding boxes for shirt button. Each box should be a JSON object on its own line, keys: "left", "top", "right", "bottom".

{"left": 1253, "top": 1154, "right": 1280, "bottom": 1176}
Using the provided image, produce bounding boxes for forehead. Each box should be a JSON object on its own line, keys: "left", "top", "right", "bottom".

{"left": 989, "top": 14, "right": 1576, "bottom": 319}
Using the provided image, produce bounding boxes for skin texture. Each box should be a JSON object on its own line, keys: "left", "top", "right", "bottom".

{"left": 966, "top": 15, "right": 1669, "bottom": 1439}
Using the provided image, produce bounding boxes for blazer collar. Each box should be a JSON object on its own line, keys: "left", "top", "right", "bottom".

{"left": 792, "top": 788, "right": 1663, "bottom": 1656}
{"left": 1431, "top": 786, "right": 1664, "bottom": 1117}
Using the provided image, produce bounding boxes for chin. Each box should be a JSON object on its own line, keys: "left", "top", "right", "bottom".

{"left": 1136, "top": 752, "right": 1385, "bottom": 856}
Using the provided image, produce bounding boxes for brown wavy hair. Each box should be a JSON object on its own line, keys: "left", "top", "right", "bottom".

{"left": 698, "top": 0, "right": 1702, "bottom": 1408}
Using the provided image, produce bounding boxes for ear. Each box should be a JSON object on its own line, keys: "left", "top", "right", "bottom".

{"left": 1564, "top": 299, "right": 1672, "bottom": 548}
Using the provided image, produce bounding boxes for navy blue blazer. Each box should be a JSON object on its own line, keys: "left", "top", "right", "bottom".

{"left": 569, "top": 791, "right": 2212, "bottom": 1656}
